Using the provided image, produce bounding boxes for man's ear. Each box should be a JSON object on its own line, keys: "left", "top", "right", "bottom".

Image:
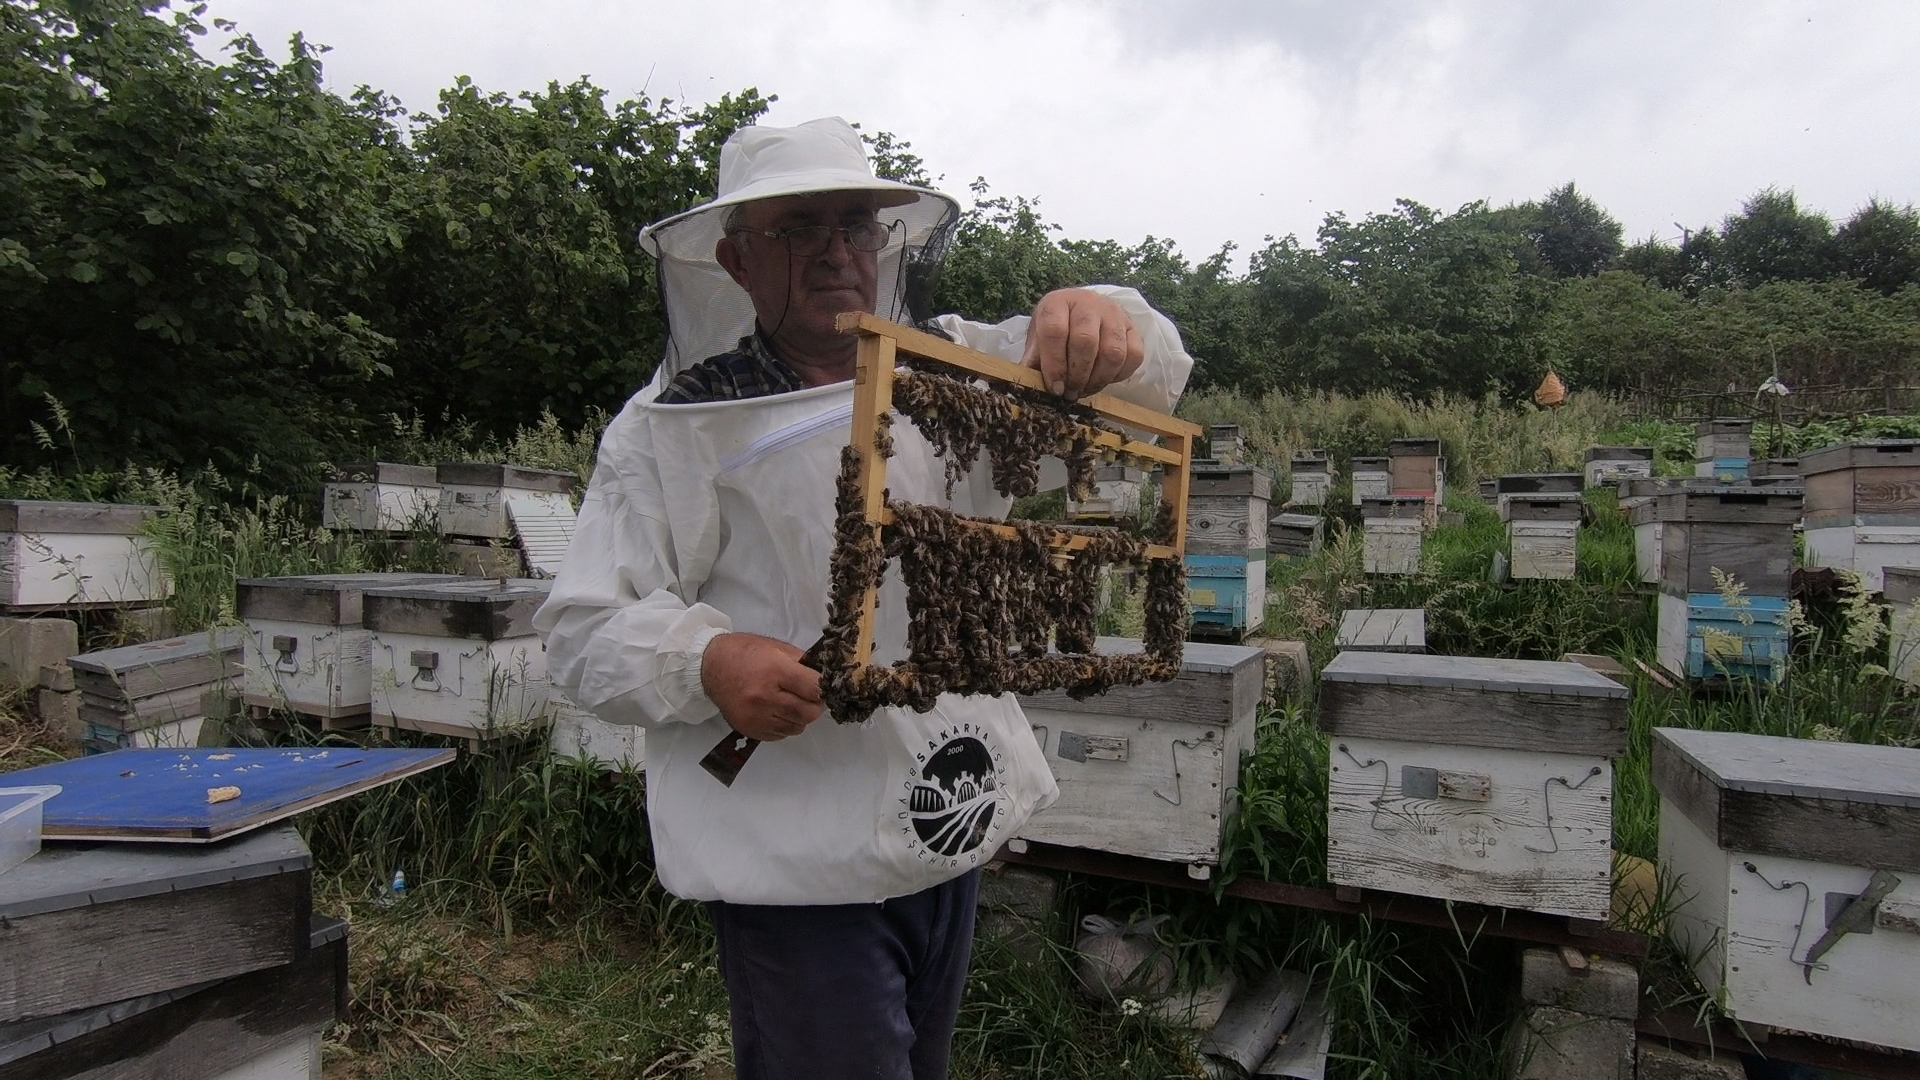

{"left": 716, "top": 235, "right": 752, "bottom": 290}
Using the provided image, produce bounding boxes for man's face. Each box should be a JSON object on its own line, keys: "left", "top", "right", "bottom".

{"left": 719, "top": 191, "right": 883, "bottom": 349}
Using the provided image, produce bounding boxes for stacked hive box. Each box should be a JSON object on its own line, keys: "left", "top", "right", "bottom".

{"left": 1012, "top": 637, "right": 1264, "bottom": 881}
{"left": 0, "top": 825, "right": 345, "bottom": 1079}
{"left": 1388, "top": 438, "right": 1445, "bottom": 517}
{"left": 1655, "top": 728, "right": 1920, "bottom": 1053}
{"left": 1652, "top": 487, "right": 1801, "bottom": 684}
{"left": 1502, "top": 494, "right": 1583, "bottom": 580}
{"left": 1207, "top": 425, "right": 1246, "bottom": 465}
{"left": 321, "top": 462, "right": 440, "bottom": 533}
{"left": 1887, "top": 567, "right": 1920, "bottom": 687}
{"left": 436, "top": 463, "right": 578, "bottom": 577}
{"left": 1318, "top": 653, "right": 1629, "bottom": 921}
{"left": 1493, "top": 473, "right": 1583, "bottom": 520}
{"left": 1583, "top": 446, "right": 1653, "bottom": 488}
{"left": 69, "top": 630, "right": 241, "bottom": 752}
{"left": 1798, "top": 440, "right": 1920, "bottom": 592}
{"left": 1288, "top": 450, "right": 1332, "bottom": 507}
{"left": 1065, "top": 465, "right": 1145, "bottom": 523}
{"left": 363, "top": 577, "right": 554, "bottom": 739}
{"left": 1360, "top": 498, "right": 1425, "bottom": 575}
{"left": 1624, "top": 477, "right": 1746, "bottom": 584}
{"left": 1350, "top": 457, "right": 1391, "bottom": 505}
{"left": 1751, "top": 456, "right": 1799, "bottom": 481}
{"left": 0, "top": 501, "right": 169, "bottom": 610}
{"left": 1185, "top": 464, "right": 1271, "bottom": 638}
{"left": 238, "top": 573, "right": 462, "bottom": 726}
{"left": 1267, "top": 512, "right": 1323, "bottom": 560}
{"left": 1477, "top": 478, "right": 1497, "bottom": 504}
{"left": 1694, "top": 419, "right": 1753, "bottom": 482}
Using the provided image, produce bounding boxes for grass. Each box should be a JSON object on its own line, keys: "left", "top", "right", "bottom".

{"left": 7, "top": 393, "right": 1920, "bottom": 1078}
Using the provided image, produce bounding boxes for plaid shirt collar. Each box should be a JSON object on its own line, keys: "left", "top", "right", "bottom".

{"left": 655, "top": 332, "right": 806, "bottom": 405}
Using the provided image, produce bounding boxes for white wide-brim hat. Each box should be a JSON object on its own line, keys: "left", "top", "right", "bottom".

{"left": 640, "top": 117, "right": 962, "bottom": 381}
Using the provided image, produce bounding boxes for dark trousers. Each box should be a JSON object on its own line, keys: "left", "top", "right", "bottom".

{"left": 706, "top": 869, "right": 980, "bottom": 1080}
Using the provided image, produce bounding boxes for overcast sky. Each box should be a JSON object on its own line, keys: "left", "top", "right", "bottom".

{"left": 203, "top": 0, "right": 1920, "bottom": 265}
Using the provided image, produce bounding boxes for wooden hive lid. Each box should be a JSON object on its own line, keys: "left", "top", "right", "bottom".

{"left": 1318, "top": 652, "right": 1629, "bottom": 756}
{"left": 1653, "top": 728, "right": 1920, "bottom": 870}
{"left": 1358, "top": 497, "right": 1428, "bottom": 519}
{"left": 1290, "top": 448, "right": 1329, "bottom": 464}
{"left": 361, "top": 577, "right": 553, "bottom": 640}
{"left": 434, "top": 462, "right": 577, "bottom": 493}
{"left": 1797, "top": 439, "right": 1920, "bottom": 477}
{"left": 328, "top": 462, "right": 438, "bottom": 486}
{"left": 1584, "top": 446, "right": 1654, "bottom": 462}
{"left": 1494, "top": 472, "right": 1585, "bottom": 494}
{"left": 1013, "top": 636, "right": 1263, "bottom": 724}
{"left": 1503, "top": 493, "right": 1584, "bottom": 521}
{"left": 67, "top": 629, "right": 243, "bottom": 697}
{"left": 1388, "top": 437, "right": 1441, "bottom": 457}
{"left": 1351, "top": 456, "right": 1389, "bottom": 469}
{"left": 1269, "top": 512, "right": 1323, "bottom": 529}
{"left": 1695, "top": 418, "right": 1754, "bottom": 435}
{"left": 0, "top": 500, "right": 161, "bottom": 536}
{"left": 1652, "top": 486, "right": 1803, "bottom": 523}
{"left": 0, "top": 823, "right": 308, "bottom": 921}
{"left": 236, "top": 573, "right": 465, "bottom": 626}
{"left": 1884, "top": 566, "right": 1920, "bottom": 605}
{"left": 1189, "top": 464, "right": 1272, "bottom": 500}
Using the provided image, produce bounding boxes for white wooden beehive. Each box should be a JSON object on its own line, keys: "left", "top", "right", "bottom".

{"left": 321, "top": 462, "right": 440, "bottom": 533}
{"left": 1012, "top": 638, "right": 1264, "bottom": 879}
{"left": 1350, "top": 457, "right": 1391, "bottom": 506}
{"left": 1360, "top": 498, "right": 1424, "bottom": 576}
{"left": 363, "top": 577, "right": 554, "bottom": 739}
{"left": 1503, "top": 495, "right": 1582, "bottom": 581}
{"left": 237, "top": 573, "right": 461, "bottom": 718}
{"left": 1655, "top": 728, "right": 1920, "bottom": 1053}
{"left": 1798, "top": 441, "right": 1920, "bottom": 592}
{"left": 0, "top": 500, "right": 169, "bottom": 610}
{"left": 1318, "top": 653, "right": 1630, "bottom": 921}
{"left": 435, "top": 463, "right": 576, "bottom": 541}
{"left": 1288, "top": 450, "right": 1331, "bottom": 507}
{"left": 1066, "top": 464, "right": 1145, "bottom": 522}
{"left": 1583, "top": 446, "right": 1654, "bottom": 488}
{"left": 548, "top": 694, "right": 645, "bottom": 771}
{"left": 1887, "top": 567, "right": 1920, "bottom": 687}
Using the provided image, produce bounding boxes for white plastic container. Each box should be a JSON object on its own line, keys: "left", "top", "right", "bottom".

{"left": 0, "top": 785, "right": 61, "bottom": 875}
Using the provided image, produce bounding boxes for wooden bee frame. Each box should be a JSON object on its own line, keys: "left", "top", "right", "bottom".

{"left": 822, "top": 313, "right": 1200, "bottom": 707}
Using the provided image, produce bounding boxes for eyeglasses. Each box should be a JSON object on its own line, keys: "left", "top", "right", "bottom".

{"left": 733, "top": 219, "right": 900, "bottom": 258}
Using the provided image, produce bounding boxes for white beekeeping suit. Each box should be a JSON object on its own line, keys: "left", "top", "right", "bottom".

{"left": 534, "top": 117, "right": 1193, "bottom": 905}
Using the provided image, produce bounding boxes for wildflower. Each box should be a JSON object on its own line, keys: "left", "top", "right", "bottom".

{"left": 1119, "top": 997, "right": 1143, "bottom": 1017}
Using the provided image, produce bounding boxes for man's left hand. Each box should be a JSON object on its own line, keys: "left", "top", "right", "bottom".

{"left": 1022, "top": 288, "right": 1144, "bottom": 400}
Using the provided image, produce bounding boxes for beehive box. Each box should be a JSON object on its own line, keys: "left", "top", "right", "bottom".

{"left": 1798, "top": 441, "right": 1920, "bottom": 592}
{"left": 1503, "top": 495, "right": 1582, "bottom": 581}
{"left": 1014, "top": 638, "right": 1263, "bottom": 878}
{"left": 81, "top": 715, "right": 204, "bottom": 753}
{"left": 548, "top": 695, "right": 645, "bottom": 771}
{"left": 1334, "top": 608, "right": 1426, "bottom": 653}
{"left": 1360, "top": 498, "right": 1425, "bottom": 576}
{"left": 1288, "top": 450, "right": 1332, "bottom": 507}
{"left": 1186, "top": 465, "right": 1271, "bottom": 636}
{"left": 1694, "top": 419, "right": 1753, "bottom": 481}
{"left": 1319, "top": 653, "right": 1629, "bottom": 920}
{"left": 1268, "top": 512, "right": 1323, "bottom": 560}
{"left": 69, "top": 628, "right": 241, "bottom": 733}
{"left": 436, "top": 463, "right": 576, "bottom": 542}
{"left": 1477, "top": 478, "right": 1497, "bottom": 503}
{"left": 1628, "top": 497, "right": 1665, "bottom": 584}
{"left": 321, "top": 462, "right": 440, "bottom": 533}
{"left": 1655, "top": 728, "right": 1920, "bottom": 1053}
{"left": 1656, "top": 592, "right": 1790, "bottom": 684}
{"left": 1654, "top": 487, "right": 1801, "bottom": 598}
{"left": 1388, "top": 437, "right": 1445, "bottom": 508}
{"left": 1583, "top": 446, "right": 1653, "bottom": 488}
{"left": 0, "top": 501, "right": 168, "bottom": 610}
{"left": 1351, "top": 457, "right": 1391, "bottom": 505}
{"left": 1884, "top": 567, "right": 1920, "bottom": 687}
{"left": 1206, "top": 425, "right": 1246, "bottom": 465}
{"left": 238, "top": 573, "right": 462, "bottom": 720}
{"left": 363, "top": 577, "right": 554, "bottom": 739}
{"left": 1493, "top": 473, "right": 1583, "bottom": 520}
{"left": 1752, "top": 456, "right": 1799, "bottom": 481}
{"left": 1066, "top": 465, "right": 1146, "bottom": 522}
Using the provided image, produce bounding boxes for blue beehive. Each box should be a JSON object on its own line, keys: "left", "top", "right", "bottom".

{"left": 1664, "top": 593, "right": 1791, "bottom": 684}
{"left": 1185, "top": 463, "right": 1271, "bottom": 638}
{"left": 1652, "top": 486, "right": 1802, "bottom": 684}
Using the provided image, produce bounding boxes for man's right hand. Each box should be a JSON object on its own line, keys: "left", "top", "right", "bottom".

{"left": 700, "top": 632, "right": 828, "bottom": 742}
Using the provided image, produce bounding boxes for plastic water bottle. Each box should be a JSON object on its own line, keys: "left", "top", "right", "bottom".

{"left": 390, "top": 868, "right": 407, "bottom": 901}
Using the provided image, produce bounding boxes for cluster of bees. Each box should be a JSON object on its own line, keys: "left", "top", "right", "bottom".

{"left": 803, "top": 371, "right": 1188, "bottom": 724}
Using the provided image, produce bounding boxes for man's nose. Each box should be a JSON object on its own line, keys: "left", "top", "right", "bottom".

{"left": 817, "top": 229, "right": 855, "bottom": 267}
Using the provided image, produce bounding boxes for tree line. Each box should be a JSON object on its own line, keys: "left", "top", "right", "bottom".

{"left": 6, "top": 0, "right": 1919, "bottom": 493}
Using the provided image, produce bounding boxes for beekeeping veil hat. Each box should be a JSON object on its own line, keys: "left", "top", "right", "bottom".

{"left": 640, "top": 116, "right": 961, "bottom": 382}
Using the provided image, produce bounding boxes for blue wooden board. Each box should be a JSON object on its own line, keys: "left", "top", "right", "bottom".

{"left": 4, "top": 747, "right": 454, "bottom": 842}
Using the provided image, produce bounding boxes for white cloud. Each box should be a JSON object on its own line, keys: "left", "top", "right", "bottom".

{"left": 203, "top": 0, "right": 1920, "bottom": 263}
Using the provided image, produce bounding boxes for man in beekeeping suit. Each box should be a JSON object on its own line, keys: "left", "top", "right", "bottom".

{"left": 535, "top": 116, "right": 1192, "bottom": 1080}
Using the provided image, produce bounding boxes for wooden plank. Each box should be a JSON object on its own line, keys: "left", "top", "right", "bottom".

{"left": 0, "top": 852, "right": 307, "bottom": 1024}
{"left": 0, "top": 502, "right": 159, "bottom": 537}
{"left": 848, "top": 333, "right": 896, "bottom": 667}
{"left": 835, "top": 312, "right": 1203, "bottom": 441}
{"left": 0, "top": 931, "right": 341, "bottom": 1079}
{"left": 66, "top": 630, "right": 242, "bottom": 700}
{"left": 1201, "top": 968, "right": 1309, "bottom": 1075}
{"left": 360, "top": 578, "right": 550, "bottom": 641}
{"left": 77, "top": 684, "right": 207, "bottom": 729}
{"left": 6, "top": 747, "right": 454, "bottom": 842}
{"left": 236, "top": 573, "right": 462, "bottom": 627}
{"left": 1317, "top": 680, "right": 1628, "bottom": 756}
{"left": 1662, "top": 520, "right": 1796, "bottom": 596}
{"left": 505, "top": 496, "right": 577, "bottom": 577}
{"left": 1187, "top": 493, "right": 1266, "bottom": 555}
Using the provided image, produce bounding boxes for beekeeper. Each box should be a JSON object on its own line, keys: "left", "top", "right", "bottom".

{"left": 535, "top": 116, "right": 1193, "bottom": 1080}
